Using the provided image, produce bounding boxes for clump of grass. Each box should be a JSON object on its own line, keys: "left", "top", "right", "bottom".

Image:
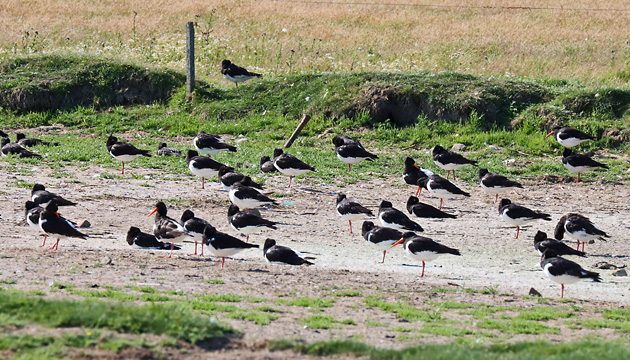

{"left": 275, "top": 297, "right": 334, "bottom": 308}
{"left": 300, "top": 315, "right": 356, "bottom": 330}
{"left": 331, "top": 290, "right": 363, "bottom": 297}
{"left": 364, "top": 295, "right": 441, "bottom": 323}
{"left": 476, "top": 319, "right": 560, "bottom": 335}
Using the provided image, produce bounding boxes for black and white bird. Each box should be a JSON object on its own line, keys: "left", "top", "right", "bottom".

{"left": 38, "top": 201, "right": 87, "bottom": 251}
{"left": 157, "top": 142, "right": 182, "bottom": 157}
{"left": 228, "top": 204, "right": 277, "bottom": 242}
{"left": 186, "top": 150, "right": 232, "bottom": 189}
{"left": 221, "top": 59, "right": 262, "bottom": 86}
{"left": 219, "top": 167, "right": 263, "bottom": 192}
{"left": 336, "top": 193, "right": 373, "bottom": 234}
{"left": 126, "top": 226, "right": 181, "bottom": 251}
{"left": 432, "top": 145, "right": 477, "bottom": 180}
{"left": 362, "top": 221, "right": 403, "bottom": 263}
{"left": 378, "top": 200, "right": 424, "bottom": 232}
{"left": 554, "top": 213, "right": 609, "bottom": 252}
{"left": 263, "top": 238, "right": 313, "bottom": 265}
{"left": 260, "top": 155, "right": 277, "bottom": 173}
{"left": 105, "top": 135, "right": 151, "bottom": 175}
{"left": 229, "top": 181, "right": 277, "bottom": 209}
{"left": 332, "top": 134, "right": 363, "bottom": 147}
{"left": 390, "top": 232, "right": 461, "bottom": 278}
{"left": 193, "top": 131, "right": 237, "bottom": 156}
{"left": 332, "top": 135, "right": 377, "bottom": 171}
{"left": 545, "top": 125, "right": 594, "bottom": 148}
{"left": 272, "top": 148, "right": 315, "bottom": 188}
{"left": 498, "top": 199, "right": 551, "bottom": 239}
{"left": 25, "top": 201, "right": 47, "bottom": 247}
{"left": 16, "top": 133, "right": 56, "bottom": 147}
{"left": 403, "top": 157, "right": 433, "bottom": 196}
{"left": 181, "top": 210, "right": 212, "bottom": 256}
{"left": 417, "top": 174, "right": 470, "bottom": 210}
{"left": 406, "top": 196, "right": 456, "bottom": 219}
{"left": 202, "top": 225, "right": 259, "bottom": 268}
{"left": 1, "top": 137, "right": 42, "bottom": 158}
{"left": 478, "top": 168, "right": 523, "bottom": 203}
{"left": 148, "top": 202, "right": 189, "bottom": 258}
{"left": 534, "top": 231, "right": 585, "bottom": 257}
{"left": 562, "top": 148, "right": 608, "bottom": 183}
{"left": 31, "top": 183, "right": 77, "bottom": 208}
{"left": 540, "top": 249, "right": 601, "bottom": 298}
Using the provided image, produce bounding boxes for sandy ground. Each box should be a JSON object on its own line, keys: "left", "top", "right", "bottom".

{"left": 1, "top": 158, "right": 629, "bottom": 358}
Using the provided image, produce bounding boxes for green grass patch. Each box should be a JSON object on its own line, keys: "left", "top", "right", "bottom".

{"left": 364, "top": 296, "right": 441, "bottom": 322}
{"left": 205, "top": 279, "right": 225, "bottom": 284}
{"left": 331, "top": 290, "right": 363, "bottom": 297}
{"left": 0, "top": 288, "right": 233, "bottom": 343}
{"left": 516, "top": 306, "right": 577, "bottom": 321}
{"left": 195, "top": 293, "right": 242, "bottom": 303}
{"left": 69, "top": 289, "right": 171, "bottom": 302}
{"left": 300, "top": 315, "right": 357, "bottom": 330}
{"left": 476, "top": 319, "right": 560, "bottom": 335}
{"left": 275, "top": 297, "right": 335, "bottom": 308}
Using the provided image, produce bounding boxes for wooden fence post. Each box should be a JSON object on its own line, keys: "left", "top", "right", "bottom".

{"left": 186, "top": 22, "right": 195, "bottom": 96}
{"left": 284, "top": 114, "right": 311, "bottom": 149}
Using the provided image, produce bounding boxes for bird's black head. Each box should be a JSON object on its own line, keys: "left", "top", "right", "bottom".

{"left": 32, "top": 183, "right": 45, "bottom": 192}
{"left": 202, "top": 225, "right": 217, "bottom": 240}
{"left": 361, "top": 221, "right": 375, "bottom": 235}
{"left": 260, "top": 155, "right": 271, "bottom": 164}
{"left": 263, "top": 238, "right": 276, "bottom": 252}
{"left": 562, "top": 148, "right": 572, "bottom": 158}
{"left": 1, "top": 137, "right": 9, "bottom": 147}
{"left": 407, "top": 196, "right": 419, "bottom": 208}
{"left": 218, "top": 166, "right": 232, "bottom": 177}
{"left": 227, "top": 204, "right": 240, "bottom": 217}
{"left": 181, "top": 209, "right": 194, "bottom": 222}
{"left": 272, "top": 148, "right": 284, "bottom": 158}
{"left": 541, "top": 248, "right": 560, "bottom": 260}
{"left": 336, "top": 193, "right": 347, "bottom": 204}
{"left": 25, "top": 200, "right": 39, "bottom": 211}
{"left": 126, "top": 226, "right": 141, "bottom": 245}
{"left": 158, "top": 142, "right": 167, "bottom": 149}
{"left": 499, "top": 199, "right": 511, "bottom": 208}
{"left": 106, "top": 134, "right": 117, "bottom": 146}
{"left": 221, "top": 59, "right": 231, "bottom": 69}
{"left": 150, "top": 202, "right": 168, "bottom": 217}
{"left": 534, "top": 230, "right": 547, "bottom": 244}
{"left": 44, "top": 200, "right": 59, "bottom": 214}
{"left": 332, "top": 136, "right": 345, "bottom": 147}
{"left": 478, "top": 168, "right": 489, "bottom": 179}
{"left": 432, "top": 145, "right": 445, "bottom": 155}
{"left": 185, "top": 150, "right": 199, "bottom": 162}
{"left": 379, "top": 200, "right": 393, "bottom": 209}
{"left": 401, "top": 231, "right": 417, "bottom": 240}
{"left": 16, "top": 133, "right": 25, "bottom": 141}
{"left": 404, "top": 157, "right": 416, "bottom": 167}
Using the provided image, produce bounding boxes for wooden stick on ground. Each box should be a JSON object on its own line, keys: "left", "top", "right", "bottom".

{"left": 284, "top": 114, "right": 311, "bottom": 149}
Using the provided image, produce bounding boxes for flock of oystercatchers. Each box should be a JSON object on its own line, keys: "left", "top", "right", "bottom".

{"left": 1, "top": 72, "right": 613, "bottom": 298}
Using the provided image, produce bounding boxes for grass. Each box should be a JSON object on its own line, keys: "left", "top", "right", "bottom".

{"left": 275, "top": 297, "right": 335, "bottom": 308}
{"left": 363, "top": 296, "right": 442, "bottom": 322}
{"left": 300, "top": 315, "right": 357, "bottom": 330}
{"left": 0, "top": 288, "right": 233, "bottom": 344}
{"left": 475, "top": 319, "right": 560, "bottom": 335}
{"left": 270, "top": 339, "right": 630, "bottom": 359}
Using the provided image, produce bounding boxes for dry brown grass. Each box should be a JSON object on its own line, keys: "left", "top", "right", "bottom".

{"left": 2, "top": 0, "right": 630, "bottom": 85}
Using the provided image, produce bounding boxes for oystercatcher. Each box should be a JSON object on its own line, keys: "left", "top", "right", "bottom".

{"left": 31, "top": 183, "right": 76, "bottom": 207}
{"left": 228, "top": 204, "right": 277, "bottom": 242}
{"left": 336, "top": 193, "right": 373, "bottom": 234}
{"left": 554, "top": 213, "right": 608, "bottom": 252}
{"left": 545, "top": 125, "right": 594, "bottom": 148}
{"left": 260, "top": 155, "right": 277, "bottom": 173}
{"left": 229, "top": 181, "right": 277, "bottom": 209}
{"left": 378, "top": 200, "right": 424, "bottom": 232}
{"left": 406, "top": 196, "right": 456, "bottom": 219}
{"left": 332, "top": 134, "right": 363, "bottom": 147}
{"left": 1, "top": 137, "right": 42, "bottom": 158}
{"left": 272, "top": 148, "right": 315, "bottom": 188}
{"left": 181, "top": 210, "right": 212, "bottom": 256}
{"left": 38, "top": 201, "right": 87, "bottom": 250}
{"left": 186, "top": 150, "right": 232, "bottom": 189}
{"left": 148, "top": 202, "right": 189, "bottom": 258}
{"left": 263, "top": 238, "right": 313, "bottom": 265}
{"left": 25, "top": 201, "right": 47, "bottom": 246}
{"left": 362, "top": 221, "right": 403, "bottom": 263}
{"left": 221, "top": 59, "right": 262, "bottom": 86}
{"left": 417, "top": 174, "right": 470, "bottom": 210}
{"left": 193, "top": 131, "right": 237, "bottom": 155}
{"left": 105, "top": 135, "right": 150, "bottom": 175}
{"left": 202, "top": 225, "right": 259, "bottom": 268}
{"left": 403, "top": 157, "right": 433, "bottom": 196}
{"left": 534, "top": 231, "right": 585, "bottom": 257}
{"left": 498, "top": 199, "right": 551, "bottom": 239}
{"left": 478, "top": 168, "right": 523, "bottom": 203}
{"left": 126, "top": 226, "right": 181, "bottom": 250}
{"left": 219, "top": 167, "right": 263, "bottom": 192}
{"left": 562, "top": 148, "right": 608, "bottom": 182}
{"left": 432, "top": 145, "right": 477, "bottom": 180}
{"left": 332, "top": 135, "right": 377, "bottom": 171}
{"left": 157, "top": 142, "right": 182, "bottom": 157}
{"left": 16, "top": 133, "right": 56, "bottom": 147}
{"left": 390, "top": 232, "right": 461, "bottom": 278}
{"left": 540, "top": 249, "right": 601, "bottom": 298}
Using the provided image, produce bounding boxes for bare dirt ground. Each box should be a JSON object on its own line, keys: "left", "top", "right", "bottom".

{"left": 1, "top": 156, "right": 630, "bottom": 359}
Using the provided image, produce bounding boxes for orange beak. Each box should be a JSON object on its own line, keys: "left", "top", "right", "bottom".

{"left": 55, "top": 211, "right": 60, "bottom": 218}
{"left": 545, "top": 131, "right": 554, "bottom": 139}
{"left": 390, "top": 238, "right": 404, "bottom": 248}
{"left": 413, "top": 164, "right": 419, "bottom": 169}
{"left": 148, "top": 208, "right": 158, "bottom": 217}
